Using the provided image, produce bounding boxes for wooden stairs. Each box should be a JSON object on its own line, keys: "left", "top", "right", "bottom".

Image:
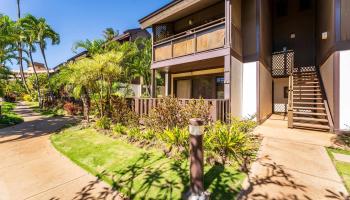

{"left": 289, "top": 70, "right": 333, "bottom": 132}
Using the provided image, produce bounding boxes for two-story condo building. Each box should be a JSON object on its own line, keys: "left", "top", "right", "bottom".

{"left": 138, "top": 0, "right": 350, "bottom": 133}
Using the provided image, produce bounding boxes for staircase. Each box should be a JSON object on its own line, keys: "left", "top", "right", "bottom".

{"left": 288, "top": 68, "right": 333, "bottom": 132}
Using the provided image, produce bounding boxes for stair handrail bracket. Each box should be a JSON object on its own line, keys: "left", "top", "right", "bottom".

{"left": 288, "top": 72, "right": 294, "bottom": 128}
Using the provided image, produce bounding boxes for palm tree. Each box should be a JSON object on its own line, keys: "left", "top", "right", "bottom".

{"left": 35, "top": 17, "right": 60, "bottom": 99}
{"left": 20, "top": 15, "right": 43, "bottom": 107}
{"left": 73, "top": 39, "right": 105, "bottom": 56}
{"left": 15, "top": 0, "right": 30, "bottom": 93}
{"left": 103, "top": 28, "right": 119, "bottom": 41}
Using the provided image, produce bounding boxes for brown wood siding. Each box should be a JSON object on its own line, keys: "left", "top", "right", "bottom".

{"left": 231, "top": 0, "right": 243, "bottom": 58}
{"left": 341, "top": 0, "right": 350, "bottom": 41}
{"left": 242, "top": 0, "right": 258, "bottom": 62}
{"left": 260, "top": 0, "right": 272, "bottom": 69}
{"left": 273, "top": 0, "right": 316, "bottom": 67}
{"left": 173, "top": 2, "right": 225, "bottom": 34}
{"left": 316, "top": 0, "right": 335, "bottom": 66}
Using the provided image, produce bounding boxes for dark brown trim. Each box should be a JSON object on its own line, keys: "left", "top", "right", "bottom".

{"left": 259, "top": 112, "right": 273, "bottom": 125}
{"left": 151, "top": 47, "right": 230, "bottom": 69}
{"left": 335, "top": 0, "right": 341, "bottom": 42}
{"left": 231, "top": 48, "right": 243, "bottom": 62}
{"left": 243, "top": 53, "right": 259, "bottom": 63}
{"left": 333, "top": 51, "right": 340, "bottom": 130}
{"left": 139, "top": 0, "right": 183, "bottom": 23}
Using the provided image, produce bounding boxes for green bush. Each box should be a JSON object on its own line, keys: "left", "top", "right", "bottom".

{"left": 113, "top": 123, "right": 127, "bottom": 135}
{"left": 95, "top": 117, "right": 111, "bottom": 130}
{"left": 158, "top": 126, "right": 189, "bottom": 155}
{"left": 110, "top": 96, "right": 139, "bottom": 126}
{"left": 23, "top": 94, "right": 32, "bottom": 102}
{"left": 205, "top": 119, "right": 258, "bottom": 171}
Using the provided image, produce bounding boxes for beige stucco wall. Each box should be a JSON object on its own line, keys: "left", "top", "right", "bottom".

{"left": 320, "top": 53, "right": 334, "bottom": 119}
{"left": 231, "top": 56, "right": 243, "bottom": 117}
{"left": 259, "top": 62, "right": 273, "bottom": 122}
{"left": 273, "top": 78, "right": 289, "bottom": 113}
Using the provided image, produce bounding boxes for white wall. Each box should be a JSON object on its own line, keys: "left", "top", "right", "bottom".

{"left": 231, "top": 56, "right": 243, "bottom": 117}
{"left": 339, "top": 50, "right": 350, "bottom": 130}
{"left": 259, "top": 62, "right": 273, "bottom": 121}
{"left": 242, "top": 62, "right": 257, "bottom": 118}
{"left": 320, "top": 54, "right": 334, "bottom": 119}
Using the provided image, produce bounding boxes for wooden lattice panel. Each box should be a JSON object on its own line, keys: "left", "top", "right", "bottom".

{"left": 153, "top": 23, "right": 173, "bottom": 43}
{"left": 272, "top": 50, "right": 294, "bottom": 77}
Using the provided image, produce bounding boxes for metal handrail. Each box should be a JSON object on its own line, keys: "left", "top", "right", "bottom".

{"left": 154, "top": 18, "right": 226, "bottom": 47}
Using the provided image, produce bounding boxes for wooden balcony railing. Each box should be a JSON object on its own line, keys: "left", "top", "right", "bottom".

{"left": 129, "top": 98, "right": 230, "bottom": 122}
{"left": 153, "top": 18, "right": 226, "bottom": 62}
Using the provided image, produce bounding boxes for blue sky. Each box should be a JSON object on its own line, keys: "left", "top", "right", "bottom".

{"left": 0, "top": 0, "right": 170, "bottom": 70}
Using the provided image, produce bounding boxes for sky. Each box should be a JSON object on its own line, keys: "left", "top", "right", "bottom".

{"left": 0, "top": 0, "right": 171, "bottom": 70}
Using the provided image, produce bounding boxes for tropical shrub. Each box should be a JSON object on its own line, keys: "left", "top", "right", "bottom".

{"left": 110, "top": 96, "right": 139, "bottom": 126}
{"left": 158, "top": 126, "right": 190, "bottom": 156}
{"left": 23, "top": 94, "right": 32, "bottom": 102}
{"left": 113, "top": 123, "right": 127, "bottom": 135}
{"left": 95, "top": 116, "right": 111, "bottom": 130}
{"left": 205, "top": 119, "right": 258, "bottom": 171}
{"left": 63, "top": 102, "right": 78, "bottom": 115}
{"left": 144, "top": 97, "right": 211, "bottom": 132}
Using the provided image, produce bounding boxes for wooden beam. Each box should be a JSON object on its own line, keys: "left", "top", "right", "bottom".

{"left": 151, "top": 69, "right": 156, "bottom": 98}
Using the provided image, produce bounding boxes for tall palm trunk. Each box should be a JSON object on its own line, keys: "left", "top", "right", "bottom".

{"left": 17, "top": 0, "right": 21, "bottom": 19}
{"left": 18, "top": 45, "right": 30, "bottom": 93}
{"left": 28, "top": 47, "right": 42, "bottom": 108}
{"left": 81, "top": 86, "right": 90, "bottom": 123}
{"left": 39, "top": 45, "right": 54, "bottom": 100}
{"left": 16, "top": 0, "right": 29, "bottom": 93}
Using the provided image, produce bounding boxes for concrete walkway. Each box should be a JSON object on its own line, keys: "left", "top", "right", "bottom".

{"left": 240, "top": 114, "right": 349, "bottom": 200}
{"left": 0, "top": 102, "right": 120, "bottom": 200}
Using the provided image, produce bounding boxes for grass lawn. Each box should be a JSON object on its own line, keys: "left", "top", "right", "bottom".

{"left": 0, "top": 102, "right": 23, "bottom": 128}
{"left": 327, "top": 148, "right": 350, "bottom": 192}
{"left": 25, "top": 101, "right": 63, "bottom": 117}
{"left": 51, "top": 126, "right": 245, "bottom": 199}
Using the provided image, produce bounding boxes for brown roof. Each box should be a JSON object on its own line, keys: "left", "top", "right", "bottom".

{"left": 139, "top": 0, "right": 183, "bottom": 23}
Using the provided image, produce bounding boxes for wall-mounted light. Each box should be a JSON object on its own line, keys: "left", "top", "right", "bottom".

{"left": 188, "top": 19, "right": 193, "bottom": 26}
{"left": 290, "top": 33, "right": 296, "bottom": 39}
{"left": 322, "top": 32, "right": 328, "bottom": 40}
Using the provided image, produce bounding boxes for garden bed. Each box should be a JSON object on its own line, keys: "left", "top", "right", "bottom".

{"left": 0, "top": 102, "right": 23, "bottom": 128}
{"left": 327, "top": 148, "right": 350, "bottom": 192}
{"left": 51, "top": 126, "right": 246, "bottom": 199}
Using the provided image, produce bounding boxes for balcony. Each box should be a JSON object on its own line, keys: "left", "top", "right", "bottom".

{"left": 153, "top": 18, "right": 226, "bottom": 62}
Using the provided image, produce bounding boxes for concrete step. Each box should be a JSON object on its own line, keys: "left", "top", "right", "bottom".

{"left": 293, "top": 116, "right": 329, "bottom": 123}
{"left": 293, "top": 122, "right": 330, "bottom": 130}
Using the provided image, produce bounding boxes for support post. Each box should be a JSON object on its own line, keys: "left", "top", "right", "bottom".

{"left": 165, "top": 72, "right": 171, "bottom": 96}
{"left": 224, "top": 55, "right": 231, "bottom": 100}
{"left": 186, "top": 118, "right": 209, "bottom": 200}
{"left": 151, "top": 69, "right": 156, "bottom": 98}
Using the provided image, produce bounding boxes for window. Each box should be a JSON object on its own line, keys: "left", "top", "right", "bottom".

{"left": 284, "top": 87, "right": 288, "bottom": 98}
{"left": 216, "top": 77, "right": 224, "bottom": 99}
{"left": 299, "top": 0, "right": 312, "bottom": 11}
{"left": 277, "top": 0, "right": 288, "bottom": 17}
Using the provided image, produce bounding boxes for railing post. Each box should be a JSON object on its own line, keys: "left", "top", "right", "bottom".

{"left": 288, "top": 74, "right": 294, "bottom": 128}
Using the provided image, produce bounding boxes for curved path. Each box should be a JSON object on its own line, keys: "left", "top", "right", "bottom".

{"left": 0, "top": 102, "right": 120, "bottom": 200}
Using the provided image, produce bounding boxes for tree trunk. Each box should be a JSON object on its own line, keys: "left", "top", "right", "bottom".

{"left": 18, "top": 44, "right": 30, "bottom": 93}
{"left": 29, "top": 48, "right": 42, "bottom": 108}
{"left": 17, "top": 0, "right": 21, "bottom": 19}
{"left": 81, "top": 86, "right": 90, "bottom": 123}
{"left": 40, "top": 45, "right": 54, "bottom": 101}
